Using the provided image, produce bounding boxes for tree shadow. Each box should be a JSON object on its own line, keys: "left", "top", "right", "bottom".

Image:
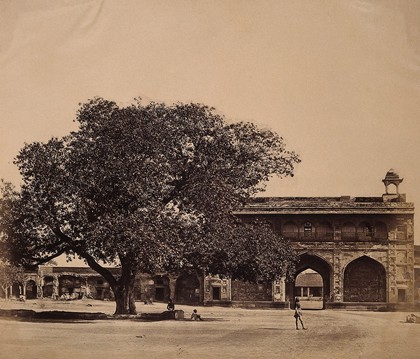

{"left": 0, "top": 308, "right": 229, "bottom": 323}
{"left": 0, "top": 309, "right": 108, "bottom": 322}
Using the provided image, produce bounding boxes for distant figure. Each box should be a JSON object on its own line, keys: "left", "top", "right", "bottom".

{"left": 167, "top": 298, "right": 175, "bottom": 311}
{"left": 294, "top": 298, "right": 306, "bottom": 330}
{"left": 191, "top": 309, "right": 202, "bottom": 321}
{"left": 144, "top": 296, "right": 153, "bottom": 305}
{"left": 406, "top": 314, "right": 419, "bottom": 323}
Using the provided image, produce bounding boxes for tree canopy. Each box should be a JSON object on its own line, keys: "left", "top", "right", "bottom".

{"left": 0, "top": 98, "right": 300, "bottom": 313}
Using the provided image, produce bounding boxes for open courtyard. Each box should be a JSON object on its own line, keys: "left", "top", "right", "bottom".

{"left": 0, "top": 299, "right": 420, "bottom": 359}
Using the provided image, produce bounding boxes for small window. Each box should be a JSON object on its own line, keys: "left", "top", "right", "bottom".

{"left": 358, "top": 222, "right": 374, "bottom": 240}
{"left": 364, "top": 224, "right": 373, "bottom": 237}
{"left": 304, "top": 222, "right": 313, "bottom": 237}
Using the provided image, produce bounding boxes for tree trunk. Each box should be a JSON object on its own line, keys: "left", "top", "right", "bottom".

{"left": 77, "top": 249, "right": 137, "bottom": 315}
{"left": 1, "top": 286, "right": 8, "bottom": 301}
{"left": 195, "top": 271, "right": 204, "bottom": 304}
{"left": 112, "top": 269, "right": 137, "bottom": 315}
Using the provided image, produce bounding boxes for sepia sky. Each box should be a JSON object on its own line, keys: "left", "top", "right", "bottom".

{"left": 1, "top": 0, "right": 420, "bottom": 250}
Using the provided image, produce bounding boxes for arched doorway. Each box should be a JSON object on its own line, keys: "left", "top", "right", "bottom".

{"left": 287, "top": 253, "right": 332, "bottom": 309}
{"left": 344, "top": 256, "right": 386, "bottom": 302}
{"left": 175, "top": 274, "right": 200, "bottom": 304}
{"left": 153, "top": 275, "right": 170, "bottom": 302}
{"left": 25, "top": 280, "right": 37, "bottom": 299}
{"left": 43, "top": 276, "right": 54, "bottom": 297}
{"left": 295, "top": 269, "right": 324, "bottom": 309}
{"left": 59, "top": 275, "right": 82, "bottom": 299}
{"left": 11, "top": 283, "right": 21, "bottom": 299}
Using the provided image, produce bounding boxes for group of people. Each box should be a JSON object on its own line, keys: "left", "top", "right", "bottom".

{"left": 166, "top": 297, "right": 306, "bottom": 328}
{"left": 167, "top": 298, "right": 202, "bottom": 321}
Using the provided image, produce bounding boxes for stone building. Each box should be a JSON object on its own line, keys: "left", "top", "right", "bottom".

{"left": 1, "top": 170, "right": 415, "bottom": 310}
{"left": 0, "top": 265, "right": 203, "bottom": 305}
{"left": 203, "top": 169, "right": 414, "bottom": 309}
{"left": 414, "top": 245, "right": 420, "bottom": 302}
{"left": 0, "top": 269, "right": 38, "bottom": 300}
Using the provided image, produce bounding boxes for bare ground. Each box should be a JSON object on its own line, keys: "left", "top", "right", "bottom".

{"left": 0, "top": 299, "right": 419, "bottom": 359}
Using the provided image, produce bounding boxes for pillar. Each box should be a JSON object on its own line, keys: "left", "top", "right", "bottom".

{"left": 37, "top": 275, "right": 44, "bottom": 299}
{"left": 168, "top": 275, "right": 177, "bottom": 301}
{"left": 52, "top": 275, "right": 59, "bottom": 300}
{"left": 84, "top": 278, "right": 90, "bottom": 298}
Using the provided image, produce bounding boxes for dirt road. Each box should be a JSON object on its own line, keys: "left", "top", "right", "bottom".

{"left": 0, "top": 300, "right": 419, "bottom": 359}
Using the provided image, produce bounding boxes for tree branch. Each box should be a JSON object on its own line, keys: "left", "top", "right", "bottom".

{"left": 24, "top": 246, "right": 69, "bottom": 269}
{"left": 50, "top": 226, "right": 118, "bottom": 287}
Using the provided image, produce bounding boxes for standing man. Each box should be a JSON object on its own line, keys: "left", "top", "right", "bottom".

{"left": 294, "top": 297, "right": 307, "bottom": 330}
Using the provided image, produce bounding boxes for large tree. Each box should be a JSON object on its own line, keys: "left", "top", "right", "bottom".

{"left": 0, "top": 98, "right": 300, "bottom": 314}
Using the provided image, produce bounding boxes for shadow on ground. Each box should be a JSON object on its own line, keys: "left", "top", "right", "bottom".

{"left": 0, "top": 309, "right": 108, "bottom": 321}
{"left": 0, "top": 308, "right": 226, "bottom": 323}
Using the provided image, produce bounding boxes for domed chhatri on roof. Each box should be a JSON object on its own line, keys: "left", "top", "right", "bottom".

{"left": 382, "top": 168, "right": 403, "bottom": 195}
{"left": 384, "top": 168, "right": 401, "bottom": 180}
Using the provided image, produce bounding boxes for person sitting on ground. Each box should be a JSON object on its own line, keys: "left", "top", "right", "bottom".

{"left": 191, "top": 309, "right": 202, "bottom": 321}
{"left": 294, "top": 297, "right": 306, "bottom": 330}
{"left": 167, "top": 298, "right": 175, "bottom": 311}
{"left": 406, "top": 314, "right": 419, "bottom": 323}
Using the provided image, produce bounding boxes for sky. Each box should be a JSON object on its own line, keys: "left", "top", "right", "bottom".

{"left": 1, "top": 0, "right": 420, "bottom": 259}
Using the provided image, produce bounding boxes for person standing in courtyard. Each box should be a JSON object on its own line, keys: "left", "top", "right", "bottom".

{"left": 294, "top": 297, "right": 306, "bottom": 330}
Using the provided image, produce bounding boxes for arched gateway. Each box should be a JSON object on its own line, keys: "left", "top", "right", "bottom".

{"left": 344, "top": 256, "right": 386, "bottom": 302}
{"left": 287, "top": 253, "right": 332, "bottom": 309}
{"left": 214, "top": 170, "right": 415, "bottom": 309}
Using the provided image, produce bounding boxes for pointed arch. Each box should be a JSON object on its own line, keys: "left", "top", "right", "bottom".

{"left": 286, "top": 252, "right": 333, "bottom": 309}
{"left": 343, "top": 256, "right": 386, "bottom": 302}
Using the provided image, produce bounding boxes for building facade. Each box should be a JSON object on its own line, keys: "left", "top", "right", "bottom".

{"left": 1, "top": 170, "right": 416, "bottom": 310}
{"left": 204, "top": 169, "right": 415, "bottom": 309}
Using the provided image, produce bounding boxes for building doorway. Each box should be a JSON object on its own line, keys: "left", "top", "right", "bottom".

{"left": 153, "top": 275, "right": 170, "bottom": 302}
{"left": 295, "top": 269, "right": 324, "bottom": 309}
{"left": 287, "top": 253, "right": 332, "bottom": 309}
{"left": 212, "top": 286, "right": 221, "bottom": 300}
{"left": 175, "top": 274, "right": 201, "bottom": 304}
{"left": 25, "top": 280, "right": 37, "bottom": 299}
